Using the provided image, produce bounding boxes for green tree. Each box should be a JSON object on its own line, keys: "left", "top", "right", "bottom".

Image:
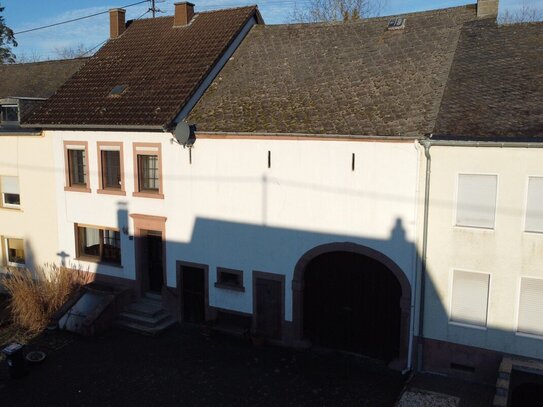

{"left": 0, "top": 3, "right": 17, "bottom": 63}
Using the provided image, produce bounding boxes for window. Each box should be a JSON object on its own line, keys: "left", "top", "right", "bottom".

{"left": 450, "top": 270, "right": 490, "bottom": 328}
{"left": 97, "top": 142, "right": 125, "bottom": 195}
{"left": 3, "top": 238, "right": 25, "bottom": 267}
{"left": 517, "top": 277, "right": 543, "bottom": 337}
{"left": 64, "top": 141, "right": 90, "bottom": 192}
{"left": 76, "top": 225, "right": 121, "bottom": 265}
{"left": 133, "top": 143, "right": 163, "bottom": 198}
{"left": 1, "top": 176, "right": 20, "bottom": 208}
{"left": 525, "top": 177, "right": 543, "bottom": 233}
{"left": 0, "top": 104, "right": 19, "bottom": 125}
{"left": 456, "top": 174, "right": 497, "bottom": 229}
{"left": 138, "top": 155, "right": 159, "bottom": 191}
{"left": 215, "top": 267, "right": 244, "bottom": 291}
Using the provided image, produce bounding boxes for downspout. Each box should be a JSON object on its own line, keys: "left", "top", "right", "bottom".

{"left": 417, "top": 138, "right": 432, "bottom": 371}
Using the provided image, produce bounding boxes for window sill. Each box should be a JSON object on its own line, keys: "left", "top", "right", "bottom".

{"left": 65, "top": 186, "right": 91, "bottom": 193}
{"left": 214, "top": 282, "right": 245, "bottom": 292}
{"left": 75, "top": 256, "right": 123, "bottom": 268}
{"left": 0, "top": 206, "right": 21, "bottom": 212}
{"left": 132, "top": 191, "right": 164, "bottom": 199}
{"left": 97, "top": 188, "right": 126, "bottom": 196}
{"left": 448, "top": 321, "right": 487, "bottom": 331}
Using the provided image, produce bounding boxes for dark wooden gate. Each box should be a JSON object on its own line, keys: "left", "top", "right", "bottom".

{"left": 254, "top": 275, "right": 283, "bottom": 339}
{"left": 182, "top": 266, "right": 206, "bottom": 323}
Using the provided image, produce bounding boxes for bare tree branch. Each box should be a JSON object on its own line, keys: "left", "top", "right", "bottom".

{"left": 499, "top": 2, "right": 543, "bottom": 24}
{"left": 53, "top": 43, "right": 89, "bottom": 59}
{"left": 291, "top": 0, "right": 384, "bottom": 23}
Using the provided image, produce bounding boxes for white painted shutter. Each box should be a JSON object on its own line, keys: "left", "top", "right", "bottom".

{"left": 518, "top": 277, "right": 543, "bottom": 337}
{"left": 525, "top": 177, "right": 543, "bottom": 233}
{"left": 1, "top": 176, "right": 19, "bottom": 194}
{"left": 451, "top": 270, "right": 490, "bottom": 327}
{"left": 456, "top": 174, "right": 497, "bottom": 228}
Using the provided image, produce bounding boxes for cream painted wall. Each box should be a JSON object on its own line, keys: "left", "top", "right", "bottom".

{"left": 0, "top": 133, "right": 59, "bottom": 272}
{"left": 51, "top": 130, "right": 422, "bottom": 322}
{"left": 424, "top": 146, "right": 543, "bottom": 359}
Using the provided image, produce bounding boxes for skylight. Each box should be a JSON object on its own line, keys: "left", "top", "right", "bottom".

{"left": 110, "top": 85, "right": 128, "bottom": 96}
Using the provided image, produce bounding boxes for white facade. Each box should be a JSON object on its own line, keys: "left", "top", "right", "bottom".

{"left": 51, "top": 130, "right": 421, "bottom": 322}
{"left": 0, "top": 133, "right": 59, "bottom": 272}
{"left": 424, "top": 145, "right": 543, "bottom": 360}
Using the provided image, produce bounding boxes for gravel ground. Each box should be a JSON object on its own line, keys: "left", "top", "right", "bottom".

{"left": 0, "top": 324, "right": 407, "bottom": 406}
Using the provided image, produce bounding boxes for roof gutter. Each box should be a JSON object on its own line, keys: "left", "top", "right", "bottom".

{"left": 196, "top": 130, "right": 419, "bottom": 141}
{"left": 20, "top": 123, "right": 166, "bottom": 131}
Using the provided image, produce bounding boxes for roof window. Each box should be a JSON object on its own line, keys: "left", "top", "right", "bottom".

{"left": 387, "top": 17, "right": 406, "bottom": 31}
{"left": 109, "top": 85, "right": 128, "bottom": 97}
{"left": 0, "top": 104, "right": 19, "bottom": 126}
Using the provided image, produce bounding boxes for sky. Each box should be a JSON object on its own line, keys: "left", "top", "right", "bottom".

{"left": 2, "top": 0, "right": 542, "bottom": 61}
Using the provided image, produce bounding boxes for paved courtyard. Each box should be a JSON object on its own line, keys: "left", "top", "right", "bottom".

{"left": 0, "top": 324, "right": 407, "bottom": 406}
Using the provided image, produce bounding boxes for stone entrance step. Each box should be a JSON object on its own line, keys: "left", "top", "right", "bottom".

{"left": 115, "top": 293, "right": 176, "bottom": 335}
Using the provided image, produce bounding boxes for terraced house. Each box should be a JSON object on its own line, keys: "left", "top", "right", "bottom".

{"left": 15, "top": 0, "right": 543, "bottom": 386}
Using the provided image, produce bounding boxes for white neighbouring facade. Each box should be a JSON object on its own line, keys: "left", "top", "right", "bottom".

{"left": 51, "top": 129, "right": 422, "bottom": 368}
{"left": 421, "top": 144, "right": 543, "bottom": 382}
{"left": 0, "top": 132, "right": 59, "bottom": 273}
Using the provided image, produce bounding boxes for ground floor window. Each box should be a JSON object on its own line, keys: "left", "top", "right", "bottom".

{"left": 215, "top": 267, "right": 244, "bottom": 291}
{"left": 3, "top": 237, "right": 25, "bottom": 267}
{"left": 76, "top": 225, "right": 121, "bottom": 265}
{"left": 517, "top": 277, "right": 543, "bottom": 337}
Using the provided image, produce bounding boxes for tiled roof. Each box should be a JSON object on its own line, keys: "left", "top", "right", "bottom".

{"left": 188, "top": 5, "right": 478, "bottom": 137}
{"left": 434, "top": 20, "right": 543, "bottom": 138}
{"left": 0, "top": 58, "right": 87, "bottom": 99}
{"left": 25, "top": 6, "right": 259, "bottom": 128}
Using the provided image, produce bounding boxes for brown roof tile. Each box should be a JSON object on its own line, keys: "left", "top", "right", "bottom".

{"left": 25, "top": 6, "right": 259, "bottom": 128}
{"left": 188, "top": 5, "right": 478, "bottom": 137}
{"left": 434, "top": 19, "right": 543, "bottom": 138}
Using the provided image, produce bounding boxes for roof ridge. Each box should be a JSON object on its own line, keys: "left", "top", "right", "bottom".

{"left": 266, "top": 4, "right": 477, "bottom": 29}
{"left": 3, "top": 57, "right": 89, "bottom": 67}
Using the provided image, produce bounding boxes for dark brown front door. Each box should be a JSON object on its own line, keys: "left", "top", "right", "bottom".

{"left": 146, "top": 232, "right": 163, "bottom": 293}
{"left": 255, "top": 277, "right": 282, "bottom": 339}
{"left": 182, "top": 266, "right": 205, "bottom": 323}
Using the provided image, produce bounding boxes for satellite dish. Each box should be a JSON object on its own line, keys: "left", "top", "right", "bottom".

{"left": 174, "top": 121, "right": 191, "bottom": 145}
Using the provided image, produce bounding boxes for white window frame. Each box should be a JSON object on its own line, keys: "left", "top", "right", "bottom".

{"left": 448, "top": 268, "right": 491, "bottom": 330}
{"left": 515, "top": 275, "right": 543, "bottom": 340}
{"left": 453, "top": 173, "right": 499, "bottom": 230}
{"left": 1, "top": 175, "right": 21, "bottom": 209}
{"left": 3, "top": 237, "right": 26, "bottom": 268}
{"left": 523, "top": 176, "right": 543, "bottom": 234}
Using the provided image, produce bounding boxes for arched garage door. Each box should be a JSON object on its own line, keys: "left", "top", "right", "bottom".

{"left": 292, "top": 243, "right": 411, "bottom": 367}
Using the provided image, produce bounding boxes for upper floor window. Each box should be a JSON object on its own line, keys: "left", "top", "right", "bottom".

{"left": 0, "top": 104, "right": 19, "bottom": 126}
{"left": 64, "top": 141, "right": 90, "bottom": 192}
{"left": 525, "top": 177, "right": 543, "bottom": 233}
{"left": 75, "top": 224, "right": 121, "bottom": 265}
{"left": 3, "top": 237, "right": 25, "bottom": 267}
{"left": 456, "top": 174, "right": 497, "bottom": 229}
{"left": 133, "top": 143, "right": 163, "bottom": 198}
{"left": 97, "top": 142, "right": 125, "bottom": 195}
{"left": 1, "top": 176, "right": 20, "bottom": 209}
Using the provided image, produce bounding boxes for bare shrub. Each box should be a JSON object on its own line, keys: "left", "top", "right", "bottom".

{"left": 3, "top": 264, "right": 92, "bottom": 333}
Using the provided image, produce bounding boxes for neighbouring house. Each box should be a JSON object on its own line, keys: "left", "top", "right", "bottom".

{"left": 419, "top": 19, "right": 543, "bottom": 384}
{"left": 0, "top": 58, "right": 87, "bottom": 273}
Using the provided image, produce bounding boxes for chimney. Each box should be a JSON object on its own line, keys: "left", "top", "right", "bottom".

{"left": 174, "top": 2, "right": 195, "bottom": 26}
{"left": 477, "top": 0, "right": 499, "bottom": 18}
{"left": 109, "top": 8, "right": 126, "bottom": 39}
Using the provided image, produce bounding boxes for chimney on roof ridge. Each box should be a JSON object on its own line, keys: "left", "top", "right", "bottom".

{"left": 174, "top": 2, "right": 195, "bottom": 27}
{"left": 477, "top": 0, "right": 499, "bottom": 18}
{"left": 109, "top": 8, "right": 126, "bottom": 39}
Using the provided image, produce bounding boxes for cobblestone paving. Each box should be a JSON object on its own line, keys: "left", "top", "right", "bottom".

{"left": 0, "top": 324, "right": 407, "bottom": 406}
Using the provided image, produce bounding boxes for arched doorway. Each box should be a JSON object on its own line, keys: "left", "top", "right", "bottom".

{"left": 292, "top": 243, "right": 411, "bottom": 368}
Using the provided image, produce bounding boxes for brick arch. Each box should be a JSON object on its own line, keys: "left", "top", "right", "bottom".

{"left": 291, "top": 242, "right": 411, "bottom": 371}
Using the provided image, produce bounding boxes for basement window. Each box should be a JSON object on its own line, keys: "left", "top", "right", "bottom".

{"left": 215, "top": 268, "right": 244, "bottom": 292}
